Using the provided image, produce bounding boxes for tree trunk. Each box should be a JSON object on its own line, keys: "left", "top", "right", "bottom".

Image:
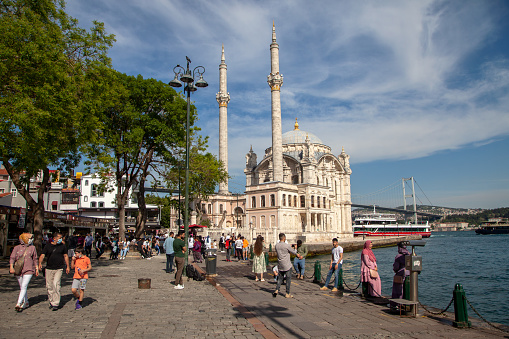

{"left": 135, "top": 186, "right": 147, "bottom": 238}
{"left": 134, "top": 148, "right": 153, "bottom": 238}
{"left": 2, "top": 161, "right": 50, "bottom": 254}
{"left": 117, "top": 192, "right": 126, "bottom": 242}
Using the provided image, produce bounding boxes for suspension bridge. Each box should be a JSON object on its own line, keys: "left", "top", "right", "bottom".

{"left": 351, "top": 177, "right": 442, "bottom": 221}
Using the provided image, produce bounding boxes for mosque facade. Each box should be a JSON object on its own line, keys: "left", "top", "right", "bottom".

{"left": 169, "top": 25, "right": 352, "bottom": 244}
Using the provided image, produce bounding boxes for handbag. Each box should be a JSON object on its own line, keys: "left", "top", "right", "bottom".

{"left": 393, "top": 275, "right": 405, "bottom": 284}
{"left": 13, "top": 247, "right": 29, "bottom": 276}
{"left": 369, "top": 269, "right": 379, "bottom": 279}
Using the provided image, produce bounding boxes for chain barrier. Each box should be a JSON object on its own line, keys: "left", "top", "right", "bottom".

{"left": 418, "top": 297, "right": 454, "bottom": 315}
{"left": 343, "top": 279, "right": 361, "bottom": 291}
{"left": 464, "top": 297, "right": 509, "bottom": 333}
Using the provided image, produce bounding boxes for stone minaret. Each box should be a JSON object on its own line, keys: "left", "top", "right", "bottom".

{"left": 216, "top": 45, "right": 230, "bottom": 194}
{"left": 267, "top": 23, "right": 284, "bottom": 182}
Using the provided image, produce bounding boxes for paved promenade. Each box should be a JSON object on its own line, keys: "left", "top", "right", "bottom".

{"left": 1, "top": 251, "right": 507, "bottom": 338}
{"left": 201, "top": 255, "right": 507, "bottom": 338}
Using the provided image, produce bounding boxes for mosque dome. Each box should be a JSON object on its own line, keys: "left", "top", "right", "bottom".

{"left": 282, "top": 118, "right": 323, "bottom": 145}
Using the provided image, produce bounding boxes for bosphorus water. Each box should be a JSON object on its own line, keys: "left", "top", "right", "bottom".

{"left": 314, "top": 231, "right": 509, "bottom": 326}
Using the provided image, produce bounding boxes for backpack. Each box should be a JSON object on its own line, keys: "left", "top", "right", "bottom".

{"left": 185, "top": 264, "right": 204, "bottom": 281}
{"left": 194, "top": 269, "right": 204, "bottom": 281}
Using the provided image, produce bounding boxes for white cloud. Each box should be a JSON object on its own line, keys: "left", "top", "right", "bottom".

{"left": 66, "top": 0, "right": 509, "bottom": 206}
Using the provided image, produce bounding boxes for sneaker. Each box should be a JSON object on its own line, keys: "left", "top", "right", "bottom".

{"left": 51, "top": 305, "right": 59, "bottom": 311}
{"left": 260, "top": 278, "right": 265, "bottom": 282}
{"left": 75, "top": 301, "right": 82, "bottom": 310}
{"left": 285, "top": 293, "right": 294, "bottom": 298}
{"left": 22, "top": 301, "right": 29, "bottom": 309}
{"left": 174, "top": 284, "right": 184, "bottom": 290}
{"left": 272, "top": 290, "right": 278, "bottom": 298}
{"left": 320, "top": 286, "right": 328, "bottom": 291}
{"left": 332, "top": 288, "right": 338, "bottom": 292}
{"left": 15, "top": 304, "right": 22, "bottom": 312}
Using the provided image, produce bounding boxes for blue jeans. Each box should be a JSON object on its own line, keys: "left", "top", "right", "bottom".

{"left": 293, "top": 258, "right": 305, "bottom": 276}
{"left": 324, "top": 263, "right": 342, "bottom": 288}
{"left": 166, "top": 253, "right": 175, "bottom": 272}
{"left": 276, "top": 270, "right": 292, "bottom": 295}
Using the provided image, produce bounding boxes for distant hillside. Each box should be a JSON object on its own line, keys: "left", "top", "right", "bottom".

{"left": 442, "top": 207, "right": 509, "bottom": 225}
{"left": 351, "top": 205, "right": 509, "bottom": 225}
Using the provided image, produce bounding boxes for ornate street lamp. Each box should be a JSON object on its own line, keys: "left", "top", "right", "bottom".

{"left": 169, "top": 56, "right": 208, "bottom": 269}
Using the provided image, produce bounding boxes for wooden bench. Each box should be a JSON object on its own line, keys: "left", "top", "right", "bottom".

{"left": 389, "top": 299, "right": 419, "bottom": 317}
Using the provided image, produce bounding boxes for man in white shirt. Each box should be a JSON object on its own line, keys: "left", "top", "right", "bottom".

{"left": 235, "top": 237, "right": 243, "bottom": 261}
{"left": 187, "top": 235, "right": 194, "bottom": 255}
{"left": 320, "top": 238, "right": 343, "bottom": 292}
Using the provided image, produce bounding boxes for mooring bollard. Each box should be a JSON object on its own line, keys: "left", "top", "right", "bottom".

{"left": 361, "top": 282, "right": 369, "bottom": 298}
{"left": 338, "top": 268, "right": 344, "bottom": 290}
{"left": 265, "top": 252, "right": 269, "bottom": 267}
{"left": 269, "top": 243, "right": 272, "bottom": 253}
{"left": 250, "top": 246, "right": 254, "bottom": 259}
{"left": 403, "top": 276, "right": 410, "bottom": 300}
{"left": 313, "top": 261, "right": 321, "bottom": 283}
{"left": 138, "top": 278, "right": 151, "bottom": 289}
{"left": 453, "top": 283, "right": 471, "bottom": 328}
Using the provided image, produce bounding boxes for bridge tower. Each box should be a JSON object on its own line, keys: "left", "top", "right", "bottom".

{"left": 402, "top": 177, "right": 418, "bottom": 224}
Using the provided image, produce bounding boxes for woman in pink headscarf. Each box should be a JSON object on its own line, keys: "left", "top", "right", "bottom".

{"left": 361, "top": 240, "right": 381, "bottom": 297}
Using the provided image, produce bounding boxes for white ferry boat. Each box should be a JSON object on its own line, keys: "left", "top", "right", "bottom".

{"left": 352, "top": 207, "right": 431, "bottom": 238}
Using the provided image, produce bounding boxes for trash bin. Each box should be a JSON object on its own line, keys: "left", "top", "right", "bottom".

{"left": 205, "top": 248, "right": 217, "bottom": 276}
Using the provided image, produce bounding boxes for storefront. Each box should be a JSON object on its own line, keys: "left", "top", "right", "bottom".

{"left": 1, "top": 205, "right": 111, "bottom": 257}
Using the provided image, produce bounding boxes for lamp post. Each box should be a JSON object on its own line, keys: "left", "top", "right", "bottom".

{"left": 169, "top": 56, "right": 208, "bottom": 269}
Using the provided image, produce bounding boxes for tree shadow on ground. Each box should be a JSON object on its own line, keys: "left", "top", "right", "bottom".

{"left": 232, "top": 303, "right": 304, "bottom": 338}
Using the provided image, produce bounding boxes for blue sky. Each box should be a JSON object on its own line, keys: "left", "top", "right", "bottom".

{"left": 66, "top": 0, "right": 509, "bottom": 209}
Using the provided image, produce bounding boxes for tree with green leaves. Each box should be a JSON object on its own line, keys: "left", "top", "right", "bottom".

{"left": 0, "top": 0, "right": 115, "bottom": 251}
{"left": 87, "top": 72, "right": 189, "bottom": 241}
{"left": 162, "top": 135, "right": 229, "bottom": 227}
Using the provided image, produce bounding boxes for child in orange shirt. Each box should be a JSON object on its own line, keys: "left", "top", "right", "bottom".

{"left": 70, "top": 246, "right": 91, "bottom": 310}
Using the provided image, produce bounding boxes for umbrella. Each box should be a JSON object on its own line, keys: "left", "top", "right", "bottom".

{"left": 179, "top": 224, "right": 207, "bottom": 229}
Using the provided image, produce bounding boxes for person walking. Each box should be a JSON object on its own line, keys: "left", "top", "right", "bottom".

{"left": 242, "top": 236, "right": 249, "bottom": 260}
{"left": 9, "top": 233, "right": 38, "bottom": 312}
{"left": 188, "top": 234, "right": 194, "bottom": 255}
{"left": 235, "top": 236, "right": 243, "bottom": 261}
{"left": 361, "top": 240, "right": 382, "bottom": 297}
{"left": 273, "top": 233, "right": 302, "bottom": 298}
{"left": 293, "top": 240, "right": 308, "bottom": 279}
{"left": 67, "top": 232, "right": 78, "bottom": 259}
{"left": 84, "top": 233, "right": 94, "bottom": 257}
{"left": 225, "top": 237, "right": 231, "bottom": 262}
{"left": 70, "top": 246, "right": 91, "bottom": 310}
{"left": 95, "top": 237, "right": 105, "bottom": 259}
{"left": 173, "top": 231, "right": 186, "bottom": 290}
{"left": 219, "top": 233, "right": 225, "bottom": 252}
{"left": 164, "top": 232, "right": 175, "bottom": 273}
{"left": 252, "top": 235, "right": 266, "bottom": 281}
{"left": 320, "top": 238, "right": 343, "bottom": 292}
{"left": 38, "top": 233, "right": 70, "bottom": 311}
{"left": 192, "top": 237, "right": 203, "bottom": 263}
{"left": 110, "top": 238, "right": 119, "bottom": 260}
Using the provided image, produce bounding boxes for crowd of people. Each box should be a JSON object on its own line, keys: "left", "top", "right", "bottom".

{"left": 9, "top": 228, "right": 410, "bottom": 312}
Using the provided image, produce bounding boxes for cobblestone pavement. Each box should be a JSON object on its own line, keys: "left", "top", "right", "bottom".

{"left": 0, "top": 253, "right": 262, "bottom": 339}
{"left": 1, "top": 251, "right": 507, "bottom": 339}
{"left": 198, "top": 252, "right": 508, "bottom": 339}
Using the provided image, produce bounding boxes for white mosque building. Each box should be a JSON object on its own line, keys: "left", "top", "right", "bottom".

{"left": 169, "top": 24, "right": 353, "bottom": 244}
